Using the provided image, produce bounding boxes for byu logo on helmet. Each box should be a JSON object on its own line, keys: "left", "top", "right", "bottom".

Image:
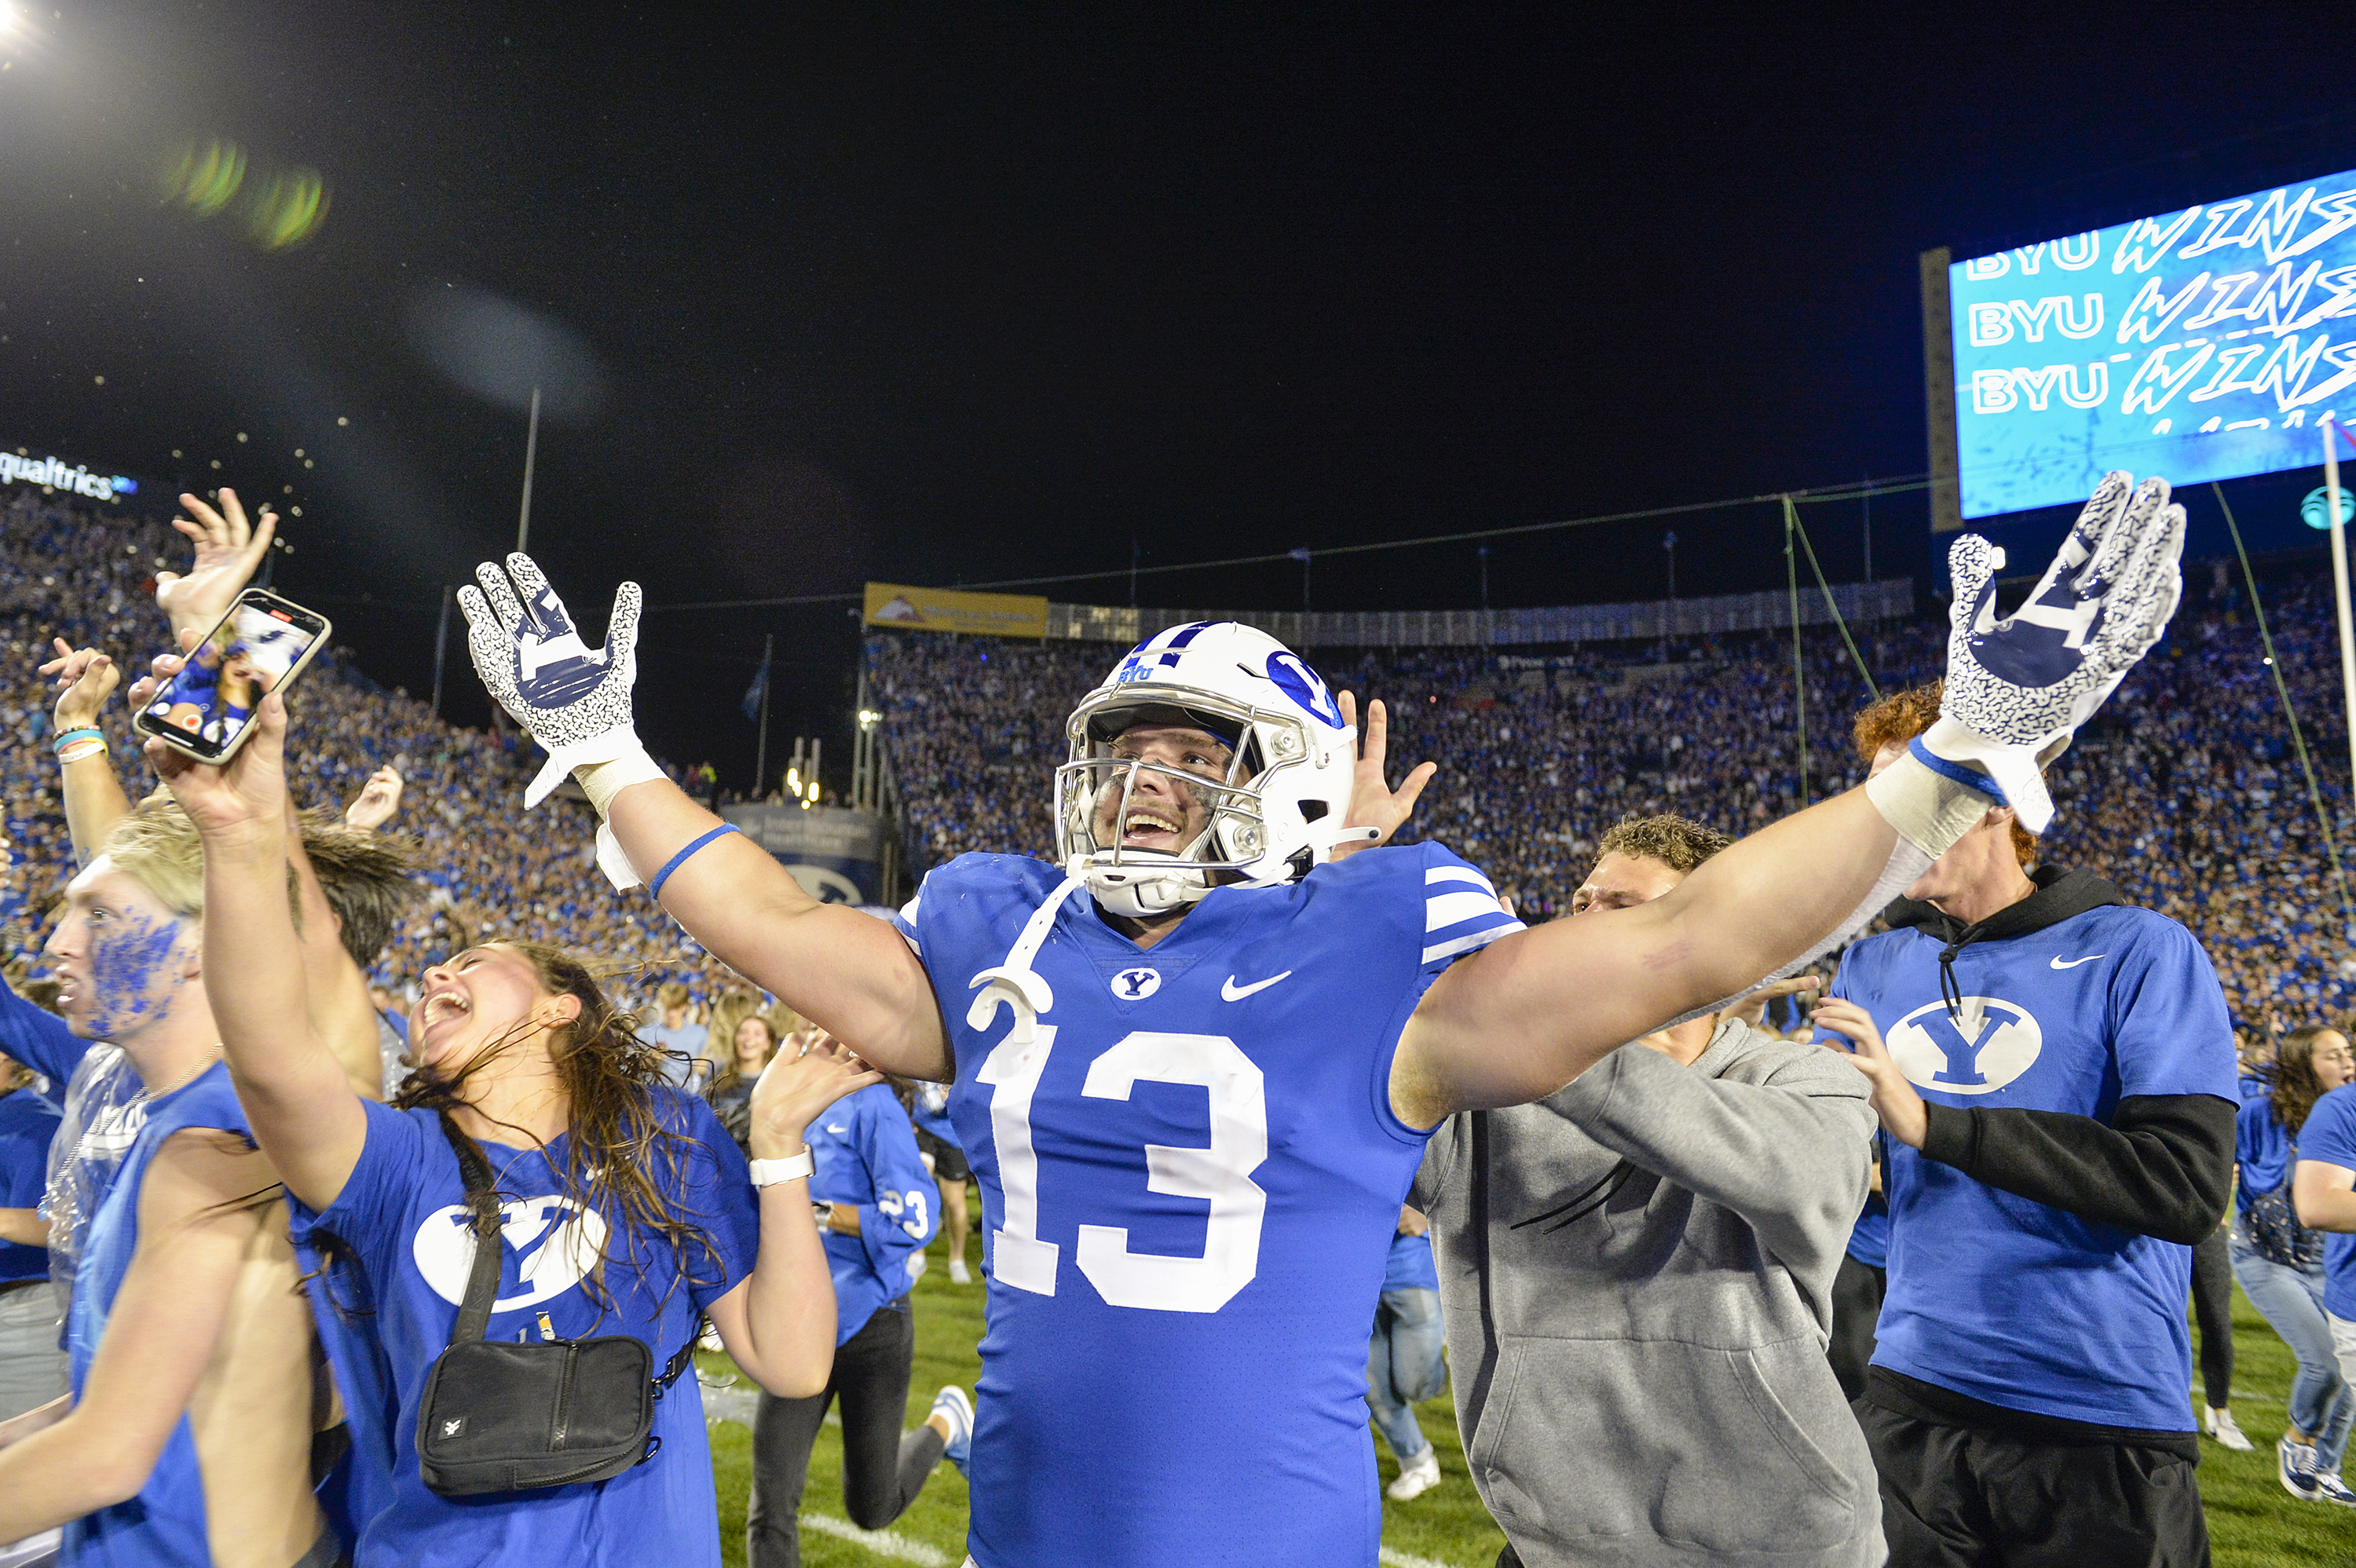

{"left": 1113, "top": 622, "right": 1214, "bottom": 685}
{"left": 1264, "top": 651, "right": 1344, "bottom": 727}
{"left": 1110, "top": 967, "right": 1162, "bottom": 1000}
{"left": 1885, "top": 996, "right": 2043, "bottom": 1095}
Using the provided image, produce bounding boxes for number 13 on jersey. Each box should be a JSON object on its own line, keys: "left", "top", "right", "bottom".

{"left": 977, "top": 1028, "right": 1270, "bottom": 1314}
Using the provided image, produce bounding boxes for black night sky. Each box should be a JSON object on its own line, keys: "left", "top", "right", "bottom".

{"left": 1, "top": 3, "right": 2350, "bottom": 791}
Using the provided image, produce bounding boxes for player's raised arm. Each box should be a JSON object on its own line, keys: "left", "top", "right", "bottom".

{"left": 456, "top": 556, "right": 950, "bottom": 1080}
{"left": 1392, "top": 473, "right": 2186, "bottom": 1124}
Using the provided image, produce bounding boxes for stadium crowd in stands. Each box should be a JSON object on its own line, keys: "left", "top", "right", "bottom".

{"left": 867, "top": 558, "right": 2356, "bottom": 1032}
{"left": 0, "top": 490, "right": 734, "bottom": 1002}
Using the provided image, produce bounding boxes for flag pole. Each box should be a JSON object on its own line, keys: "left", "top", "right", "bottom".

{"left": 2331, "top": 415, "right": 2356, "bottom": 800}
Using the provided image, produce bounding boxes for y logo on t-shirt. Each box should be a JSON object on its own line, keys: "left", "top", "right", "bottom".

{"left": 1886, "top": 996, "right": 2044, "bottom": 1096}
{"left": 412, "top": 1197, "right": 610, "bottom": 1312}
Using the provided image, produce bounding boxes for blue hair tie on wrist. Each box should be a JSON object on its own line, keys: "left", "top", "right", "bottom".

{"left": 649, "top": 824, "right": 743, "bottom": 901}
{"left": 1907, "top": 736, "right": 2007, "bottom": 805}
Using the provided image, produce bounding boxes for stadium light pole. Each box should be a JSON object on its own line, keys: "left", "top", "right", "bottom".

{"left": 430, "top": 586, "right": 452, "bottom": 718}
{"left": 516, "top": 386, "right": 540, "bottom": 554}
{"left": 2330, "top": 417, "right": 2356, "bottom": 800}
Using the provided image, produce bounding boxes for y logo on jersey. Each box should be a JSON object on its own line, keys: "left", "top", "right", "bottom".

{"left": 1886, "top": 996, "right": 2044, "bottom": 1095}
{"left": 412, "top": 1196, "right": 610, "bottom": 1312}
{"left": 1110, "top": 967, "right": 1162, "bottom": 1000}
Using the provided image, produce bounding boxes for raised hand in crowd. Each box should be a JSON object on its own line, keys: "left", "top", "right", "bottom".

{"left": 41, "top": 637, "right": 130, "bottom": 868}
{"left": 39, "top": 638, "right": 118, "bottom": 735}
{"left": 154, "top": 487, "right": 276, "bottom": 641}
{"left": 345, "top": 766, "right": 405, "bottom": 832}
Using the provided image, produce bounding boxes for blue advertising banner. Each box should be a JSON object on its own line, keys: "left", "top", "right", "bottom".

{"left": 1951, "top": 171, "right": 2356, "bottom": 519}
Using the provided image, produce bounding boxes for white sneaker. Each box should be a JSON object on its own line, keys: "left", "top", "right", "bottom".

{"left": 2314, "top": 1471, "right": 2356, "bottom": 1509}
{"left": 931, "top": 1385, "right": 975, "bottom": 1476}
{"left": 2204, "top": 1406, "right": 2253, "bottom": 1452}
{"left": 1385, "top": 1446, "right": 1441, "bottom": 1501}
{"left": 948, "top": 1258, "right": 971, "bottom": 1285}
{"left": 905, "top": 1251, "right": 928, "bottom": 1281}
{"left": 2281, "top": 1435, "right": 2321, "bottom": 1500}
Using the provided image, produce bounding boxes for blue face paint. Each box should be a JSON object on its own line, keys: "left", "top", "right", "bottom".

{"left": 85, "top": 906, "right": 189, "bottom": 1040}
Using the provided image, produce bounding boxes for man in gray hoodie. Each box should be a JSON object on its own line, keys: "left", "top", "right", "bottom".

{"left": 1414, "top": 813, "right": 1882, "bottom": 1568}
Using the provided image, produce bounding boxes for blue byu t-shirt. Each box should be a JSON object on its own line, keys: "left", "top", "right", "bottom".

{"left": 1846, "top": 1192, "right": 1890, "bottom": 1271}
{"left": 289, "top": 1091, "right": 759, "bottom": 1568}
{"left": 1381, "top": 1229, "right": 1438, "bottom": 1293}
{"left": 2236, "top": 1094, "right": 2299, "bottom": 1223}
{"left": 2296, "top": 1085, "right": 2356, "bottom": 1319}
{"left": 0, "top": 1088, "right": 57, "bottom": 1285}
{"left": 895, "top": 842, "right": 1520, "bottom": 1568}
{"left": 1822, "top": 901, "right": 2235, "bottom": 1431}
{"left": 806, "top": 1082, "right": 937, "bottom": 1343}
{"left": 66, "top": 1062, "right": 247, "bottom": 1568}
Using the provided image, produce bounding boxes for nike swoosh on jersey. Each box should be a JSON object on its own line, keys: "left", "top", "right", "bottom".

{"left": 2049, "top": 955, "right": 2107, "bottom": 970}
{"left": 1220, "top": 970, "right": 1293, "bottom": 1001}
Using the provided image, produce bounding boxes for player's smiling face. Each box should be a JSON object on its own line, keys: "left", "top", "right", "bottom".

{"left": 1090, "top": 724, "right": 1233, "bottom": 856}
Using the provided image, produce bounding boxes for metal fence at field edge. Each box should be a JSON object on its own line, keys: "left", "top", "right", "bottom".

{"left": 1040, "top": 578, "right": 1915, "bottom": 648}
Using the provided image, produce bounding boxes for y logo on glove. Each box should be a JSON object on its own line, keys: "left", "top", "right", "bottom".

{"left": 512, "top": 582, "right": 613, "bottom": 705}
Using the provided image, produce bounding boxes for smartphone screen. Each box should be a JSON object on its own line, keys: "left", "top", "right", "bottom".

{"left": 138, "top": 592, "right": 330, "bottom": 759}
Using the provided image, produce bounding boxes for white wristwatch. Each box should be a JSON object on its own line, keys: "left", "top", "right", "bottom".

{"left": 749, "top": 1149, "right": 815, "bottom": 1188}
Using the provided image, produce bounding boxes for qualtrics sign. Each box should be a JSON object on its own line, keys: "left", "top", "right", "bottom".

{"left": 0, "top": 449, "right": 135, "bottom": 503}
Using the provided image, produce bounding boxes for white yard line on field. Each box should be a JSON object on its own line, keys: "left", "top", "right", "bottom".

{"left": 803, "top": 1513, "right": 953, "bottom": 1566}
{"left": 1380, "top": 1548, "right": 1462, "bottom": 1568}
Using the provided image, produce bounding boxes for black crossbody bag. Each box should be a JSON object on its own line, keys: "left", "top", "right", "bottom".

{"left": 415, "top": 1113, "right": 697, "bottom": 1497}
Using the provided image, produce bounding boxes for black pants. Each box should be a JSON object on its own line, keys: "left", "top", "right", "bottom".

{"left": 1859, "top": 1394, "right": 2209, "bottom": 1567}
{"left": 1829, "top": 1253, "right": 1886, "bottom": 1403}
{"left": 745, "top": 1296, "right": 948, "bottom": 1568}
{"left": 2189, "top": 1226, "right": 2232, "bottom": 1411}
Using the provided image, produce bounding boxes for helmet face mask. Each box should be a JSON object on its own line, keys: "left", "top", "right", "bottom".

{"left": 1054, "top": 623, "right": 1358, "bottom": 917}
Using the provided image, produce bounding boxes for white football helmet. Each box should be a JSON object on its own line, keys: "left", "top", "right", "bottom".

{"left": 1052, "top": 621, "right": 1366, "bottom": 918}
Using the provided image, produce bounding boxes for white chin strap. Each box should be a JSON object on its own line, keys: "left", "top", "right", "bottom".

{"left": 1081, "top": 858, "right": 1211, "bottom": 919}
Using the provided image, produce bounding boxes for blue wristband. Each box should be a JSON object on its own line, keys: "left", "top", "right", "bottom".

{"left": 1907, "top": 736, "right": 2007, "bottom": 805}
{"left": 648, "top": 824, "right": 742, "bottom": 901}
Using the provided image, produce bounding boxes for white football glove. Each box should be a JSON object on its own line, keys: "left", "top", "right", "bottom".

{"left": 1924, "top": 471, "right": 2184, "bottom": 832}
{"left": 458, "top": 553, "right": 647, "bottom": 810}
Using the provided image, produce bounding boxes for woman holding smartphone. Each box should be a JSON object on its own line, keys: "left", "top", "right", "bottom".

{"left": 152, "top": 692, "right": 871, "bottom": 1567}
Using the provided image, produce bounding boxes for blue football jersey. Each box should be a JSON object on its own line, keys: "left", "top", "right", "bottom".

{"left": 896, "top": 842, "right": 1520, "bottom": 1568}
{"left": 1820, "top": 902, "right": 2236, "bottom": 1431}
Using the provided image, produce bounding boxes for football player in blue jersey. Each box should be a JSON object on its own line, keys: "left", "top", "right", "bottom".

{"left": 459, "top": 472, "right": 2187, "bottom": 1568}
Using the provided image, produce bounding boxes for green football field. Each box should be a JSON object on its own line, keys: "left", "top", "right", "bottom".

{"left": 700, "top": 1219, "right": 2356, "bottom": 1567}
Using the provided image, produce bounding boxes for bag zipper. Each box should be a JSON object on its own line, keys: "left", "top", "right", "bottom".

{"left": 551, "top": 1343, "right": 577, "bottom": 1451}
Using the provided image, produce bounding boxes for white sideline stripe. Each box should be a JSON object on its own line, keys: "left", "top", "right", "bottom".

{"left": 1422, "top": 923, "right": 1524, "bottom": 965}
{"left": 805, "top": 1513, "right": 952, "bottom": 1566}
{"left": 1380, "top": 1548, "right": 1459, "bottom": 1568}
{"left": 1425, "top": 890, "right": 1505, "bottom": 931}
{"left": 1425, "top": 864, "right": 1495, "bottom": 892}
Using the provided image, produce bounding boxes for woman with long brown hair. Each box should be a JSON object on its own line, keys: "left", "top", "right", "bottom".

{"left": 2233, "top": 1022, "right": 2356, "bottom": 1503}
{"left": 705, "top": 1011, "right": 783, "bottom": 1155}
{"left": 155, "top": 694, "right": 875, "bottom": 1568}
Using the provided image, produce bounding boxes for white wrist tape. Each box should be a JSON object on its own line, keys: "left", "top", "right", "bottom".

{"left": 1864, "top": 742, "right": 2003, "bottom": 861}
{"left": 569, "top": 740, "right": 665, "bottom": 817}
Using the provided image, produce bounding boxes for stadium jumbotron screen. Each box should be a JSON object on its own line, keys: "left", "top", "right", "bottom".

{"left": 1947, "top": 169, "right": 2356, "bottom": 520}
